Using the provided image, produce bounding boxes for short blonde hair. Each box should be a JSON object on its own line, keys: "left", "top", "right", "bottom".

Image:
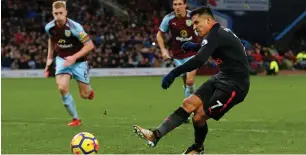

{"left": 52, "top": 1, "right": 66, "bottom": 9}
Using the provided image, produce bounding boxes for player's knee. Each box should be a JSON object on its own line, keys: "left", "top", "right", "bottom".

{"left": 193, "top": 117, "right": 205, "bottom": 126}
{"left": 58, "top": 83, "right": 69, "bottom": 94}
{"left": 185, "top": 79, "right": 194, "bottom": 86}
{"left": 80, "top": 91, "right": 89, "bottom": 99}
{"left": 193, "top": 107, "right": 209, "bottom": 126}
{"left": 193, "top": 112, "right": 206, "bottom": 125}
{"left": 194, "top": 111, "right": 205, "bottom": 120}
{"left": 182, "top": 97, "right": 197, "bottom": 113}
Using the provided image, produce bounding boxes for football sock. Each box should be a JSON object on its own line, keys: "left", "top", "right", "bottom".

{"left": 194, "top": 121, "right": 208, "bottom": 148}
{"left": 62, "top": 93, "right": 79, "bottom": 119}
{"left": 185, "top": 84, "right": 195, "bottom": 98}
{"left": 154, "top": 107, "right": 190, "bottom": 138}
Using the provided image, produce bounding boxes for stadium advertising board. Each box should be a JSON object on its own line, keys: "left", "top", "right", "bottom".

{"left": 1, "top": 68, "right": 173, "bottom": 78}
{"left": 213, "top": 11, "right": 232, "bottom": 29}
{"left": 207, "top": 0, "right": 270, "bottom": 11}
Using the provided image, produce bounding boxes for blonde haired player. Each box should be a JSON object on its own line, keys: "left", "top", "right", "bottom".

{"left": 44, "top": 1, "right": 95, "bottom": 126}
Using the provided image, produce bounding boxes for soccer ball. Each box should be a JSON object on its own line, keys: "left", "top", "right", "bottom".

{"left": 70, "top": 132, "right": 99, "bottom": 154}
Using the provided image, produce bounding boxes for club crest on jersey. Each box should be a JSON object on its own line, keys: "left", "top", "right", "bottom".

{"left": 65, "top": 30, "right": 71, "bottom": 37}
{"left": 186, "top": 20, "right": 192, "bottom": 27}
{"left": 201, "top": 39, "right": 208, "bottom": 46}
{"left": 180, "top": 30, "right": 188, "bottom": 38}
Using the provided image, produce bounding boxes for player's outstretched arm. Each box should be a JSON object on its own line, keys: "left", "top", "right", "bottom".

{"left": 45, "top": 38, "right": 54, "bottom": 74}
{"left": 64, "top": 40, "right": 94, "bottom": 67}
{"left": 170, "top": 25, "right": 219, "bottom": 77}
{"left": 157, "top": 31, "right": 171, "bottom": 59}
{"left": 46, "top": 38, "right": 54, "bottom": 63}
{"left": 181, "top": 41, "right": 201, "bottom": 52}
{"left": 72, "top": 40, "right": 94, "bottom": 60}
{"left": 161, "top": 37, "right": 218, "bottom": 89}
{"left": 66, "top": 23, "right": 94, "bottom": 66}
{"left": 72, "top": 22, "right": 95, "bottom": 59}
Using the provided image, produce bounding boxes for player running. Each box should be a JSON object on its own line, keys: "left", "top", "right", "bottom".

{"left": 157, "top": 0, "right": 200, "bottom": 122}
{"left": 133, "top": 6, "right": 250, "bottom": 154}
{"left": 44, "top": 1, "right": 95, "bottom": 126}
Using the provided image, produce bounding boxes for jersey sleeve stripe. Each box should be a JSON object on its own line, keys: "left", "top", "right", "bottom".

{"left": 45, "top": 20, "right": 55, "bottom": 37}
{"left": 81, "top": 35, "right": 90, "bottom": 43}
{"left": 159, "top": 12, "right": 175, "bottom": 33}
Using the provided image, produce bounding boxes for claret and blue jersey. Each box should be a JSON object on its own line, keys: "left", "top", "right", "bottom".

{"left": 45, "top": 18, "right": 91, "bottom": 83}
{"left": 159, "top": 10, "right": 200, "bottom": 59}
{"left": 45, "top": 18, "right": 90, "bottom": 62}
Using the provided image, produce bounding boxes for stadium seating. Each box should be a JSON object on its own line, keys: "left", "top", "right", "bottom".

{"left": 1, "top": 0, "right": 305, "bottom": 73}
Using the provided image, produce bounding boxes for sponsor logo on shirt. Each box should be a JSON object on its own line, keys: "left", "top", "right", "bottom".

{"left": 180, "top": 30, "right": 189, "bottom": 38}
{"left": 57, "top": 39, "right": 73, "bottom": 49}
{"left": 176, "top": 36, "right": 193, "bottom": 42}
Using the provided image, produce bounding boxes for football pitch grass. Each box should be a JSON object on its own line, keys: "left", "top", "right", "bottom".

{"left": 2, "top": 75, "right": 306, "bottom": 154}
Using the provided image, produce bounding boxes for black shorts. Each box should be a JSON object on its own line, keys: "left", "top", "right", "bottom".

{"left": 194, "top": 78, "right": 249, "bottom": 121}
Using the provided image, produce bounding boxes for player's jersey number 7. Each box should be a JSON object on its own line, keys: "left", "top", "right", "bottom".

{"left": 211, "top": 100, "right": 223, "bottom": 109}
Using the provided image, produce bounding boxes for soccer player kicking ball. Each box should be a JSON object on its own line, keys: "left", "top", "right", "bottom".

{"left": 44, "top": 1, "right": 95, "bottom": 126}
{"left": 156, "top": 0, "right": 201, "bottom": 122}
{"left": 133, "top": 6, "right": 250, "bottom": 154}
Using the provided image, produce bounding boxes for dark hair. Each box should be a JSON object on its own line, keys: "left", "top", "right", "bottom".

{"left": 190, "top": 6, "right": 214, "bottom": 19}
{"left": 173, "top": 0, "right": 187, "bottom": 4}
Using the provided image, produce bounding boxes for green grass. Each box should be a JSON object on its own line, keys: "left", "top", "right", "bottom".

{"left": 2, "top": 75, "right": 306, "bottom": 154}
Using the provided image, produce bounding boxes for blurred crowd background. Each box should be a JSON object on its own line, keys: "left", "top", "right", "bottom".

{"left": 1, "top": 0, "right": 306, "bottom": 75}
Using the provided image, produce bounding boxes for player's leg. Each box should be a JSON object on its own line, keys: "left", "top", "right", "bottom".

{"left": 180, "top": 56, "right": 197, "bottom": 98}
{"left": 175, "top": 57, "right": 197, "bottom": 98}
{"left": 182, "top": 56, "right": 197, "bottom": 124}
{"left": 132, "top": 79, "right": 215, "bottom": 148}
{"left": 183, "top": 106, "right": 208, "bottom": 154}
{"left": 55, "top": 56, "right": 81, "bottom": 126}
{"left": 56, "top": 74, "right": 81, "bottom": 126}
{"left": 77, "top": 81, "right": 94, "bottom": 99}
{"left": 72, "top": 61, "right": 94, "bottom": 100}
{"left": 174, "top": 58, "right": 188, "bottom": 96}
{"left": 185, "top": 69, "right": 197, "bottom": 98}
{"left": 133, "top": 94, "right": 203, "bottom": 147}
{"left": 181, "top": 75, "right": 192, "bottom": 123}
{"left": 182, "top": 79, "right": 215, "bottom": 154}
{"left": 184, "top": 83, "right": 247, "bottom": 153}
{"left": 56, "top": 74, "right": 78, "bottom": 120}
{"left": 184, "top": 69, "right": 197, "bottom": 123}
{"left": 175, "top": 57, "right": 197, "bottom": 123}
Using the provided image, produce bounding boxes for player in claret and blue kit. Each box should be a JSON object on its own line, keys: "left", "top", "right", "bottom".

{"left": 156, "top": 0, "right": 201, "bottom": 122}
{"left": 44, "top": 1, "right": 95, "bottom": 126}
